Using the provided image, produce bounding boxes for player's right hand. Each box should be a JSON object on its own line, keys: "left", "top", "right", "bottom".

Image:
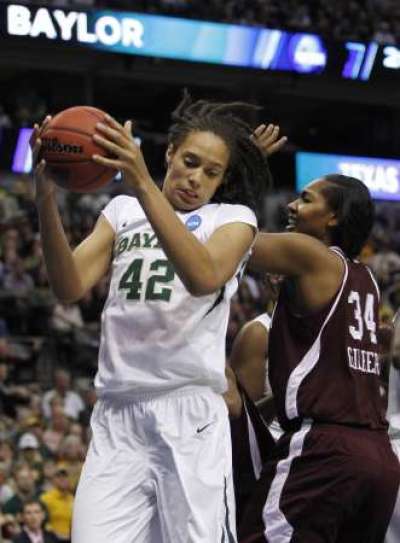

{"left": 251, "top": 123, "right": 287, "bottom": 157}
{"left": 30, "top": 116, "right": 56, "bottom": 206}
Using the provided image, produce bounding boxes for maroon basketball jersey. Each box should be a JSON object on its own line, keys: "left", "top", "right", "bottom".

{"left": 269, "top": 247, "right": 387, "bottom": 431}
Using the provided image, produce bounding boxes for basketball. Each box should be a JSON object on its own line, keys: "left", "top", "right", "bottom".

{"left": 39, "top": 106, "right": 117, "bottom": 192}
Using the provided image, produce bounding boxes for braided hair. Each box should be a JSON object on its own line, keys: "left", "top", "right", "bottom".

{"left": 167, "top": 91, "right": 272, "bottom": 221}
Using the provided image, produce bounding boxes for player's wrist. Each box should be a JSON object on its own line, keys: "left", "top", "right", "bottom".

{"left": 129, "top": 174, "right": 157, "bottom": 198}
{"left": 35, "top": 185, "right": 56, "bottom": 209}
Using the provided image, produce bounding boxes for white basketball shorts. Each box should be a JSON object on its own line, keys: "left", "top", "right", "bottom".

{"left": 71, "top": 386, "right": 237, "bottom": 543}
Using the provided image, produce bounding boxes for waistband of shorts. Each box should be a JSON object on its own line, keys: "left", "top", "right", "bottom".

{"left": 97, "top": 384, "right": 219, "bottom": 403}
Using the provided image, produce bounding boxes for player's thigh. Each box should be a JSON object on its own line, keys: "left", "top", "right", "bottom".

{"left": 72, "top": 449, "right": 158, "bottom": 543}
{"left": 72, "top": 401, "right": 158, "bottom": 543}
{"left": 153, "top": 390, "right": 237, "bottom": 543}
{"left": 240, "top": 426, "right": 352, "bottom": 543}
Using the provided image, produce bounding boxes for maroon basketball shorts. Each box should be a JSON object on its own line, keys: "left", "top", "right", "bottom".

{"left": 238, "top": 420, "right": 400, "bottom": 543}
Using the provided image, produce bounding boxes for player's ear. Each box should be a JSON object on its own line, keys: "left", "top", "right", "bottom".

{"left": 165, "top": 144, "right": 175, "bottom": 167}
{"left": 327, "top": 214, "right": 338, "bottom": 228}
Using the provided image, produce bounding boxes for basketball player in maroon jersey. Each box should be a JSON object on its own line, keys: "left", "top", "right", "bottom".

{"left": 239, "top": 174, "right": 400, "bottom": 543}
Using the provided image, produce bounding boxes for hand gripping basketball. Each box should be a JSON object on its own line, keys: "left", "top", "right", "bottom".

{"left": 36, "top": 106, "right": 118, "bottom": 193}
{"left": 30, "top": 115, "right": 57, "bottom": 206}
{"left": 92, "top": 115, "right": 153, "bottom": 194}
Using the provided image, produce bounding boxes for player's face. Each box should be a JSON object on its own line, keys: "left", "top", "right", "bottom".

{"left": 286, "top": 179, "right": 337, "bottom": 242}
{"left": 162, "top": 131, "right": 230, "bottom": 211}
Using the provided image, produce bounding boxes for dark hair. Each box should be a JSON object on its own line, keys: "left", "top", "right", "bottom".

{"left": 321, "top": 174, "right": 374, "bottom": 259}
{"left": 167, "top": 90, "right": 272, "bottom": 221}
{"left": 22, "top": 499, "right": 45, "bottom": 513}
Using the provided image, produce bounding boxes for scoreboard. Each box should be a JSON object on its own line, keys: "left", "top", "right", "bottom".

{"left": 1, "top": 3, "right": 400, "bottom": 83}
{"left": 296, "top": 152, "right": 400, "bottom": 201}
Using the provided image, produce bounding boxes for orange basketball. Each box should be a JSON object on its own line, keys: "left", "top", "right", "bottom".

{"left": 39, "top": 106, "right": 117, "bottom": 193}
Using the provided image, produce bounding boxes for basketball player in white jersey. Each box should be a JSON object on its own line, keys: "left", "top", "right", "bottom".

{"left": 231, "top": 311, "right": 272, "bottom": 401}
{"left": 227, "top": 310, "right": 276, "bottom": 528}
{"left": 230, "top": 309, "right": 283, "bottom": 440}
{"left": 31, "top": 93, "right": 272, "bottom": 543}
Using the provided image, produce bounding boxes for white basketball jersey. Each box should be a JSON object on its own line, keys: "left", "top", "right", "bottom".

{"left": 253, "top": 312, "right": 272, "bottom": 332}
{"left": 253, "top": 312, "right": 283, "bottom": 440}
{"left": 253, "top": 312, "right": 272, "bottom": 395}
{"left": 95, "top": 195, "right": 257, "bottom": 397}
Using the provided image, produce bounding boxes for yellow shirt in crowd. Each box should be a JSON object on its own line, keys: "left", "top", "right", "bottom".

{"left": 41, "top": 488, "right": 74, "bottom": 540}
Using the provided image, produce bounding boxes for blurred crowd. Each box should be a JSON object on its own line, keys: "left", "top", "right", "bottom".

{"left": 0, "top": 175, "right": 397, "bottom": 540}
{"left": 1, "top": 0, "right": 399, "bottom": 43}
{"left": 0, "top": 175, "right": 113, "bottom": 541}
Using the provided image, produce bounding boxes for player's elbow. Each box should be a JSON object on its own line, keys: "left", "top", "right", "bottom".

{"left": 52, "top": 283, "right": 85, "bottom": 305}
{"left": 185, "top": 275, "right": 221, "bottom": 297}
{"left": 55, "top": 292, "right": 82, "bottom": 304}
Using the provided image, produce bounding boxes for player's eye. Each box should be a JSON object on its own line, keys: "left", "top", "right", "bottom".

{"left": 184, "top": 156, "right": 197, "bottom": 167}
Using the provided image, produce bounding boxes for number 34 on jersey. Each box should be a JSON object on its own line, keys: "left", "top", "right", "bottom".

{"left": 347, "top": 290, "right": 380, "bottom": 376}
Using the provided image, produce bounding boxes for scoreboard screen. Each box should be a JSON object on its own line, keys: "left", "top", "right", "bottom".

{"left": 1, "top": 3, "right": 400, "bottom": 83}
{"left": 296, "top": 151, "right": 400, "bottom": 201}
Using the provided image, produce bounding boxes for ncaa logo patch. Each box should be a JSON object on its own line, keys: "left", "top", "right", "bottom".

{"left": 185, "top": 214, "right": 202, "bottom": 231}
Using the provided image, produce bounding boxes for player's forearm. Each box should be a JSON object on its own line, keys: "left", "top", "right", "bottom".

{"left": 136, "top": 182, "right": 220, "bottom": 296}
{"left": 37, "top": 195, "right": 84, "bottom": 302}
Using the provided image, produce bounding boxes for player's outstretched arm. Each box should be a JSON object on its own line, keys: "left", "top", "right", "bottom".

{"left": 250, "top": 232, "right": 345, "bottom": 313}
{"left": 31, "top": 124, "right": 114, "bottom": 303}
{"left": 92, "top": 116, "right": 255, "bottom": 296}
{"left": 250, "top": 232, "right": 339, "bottom": 277}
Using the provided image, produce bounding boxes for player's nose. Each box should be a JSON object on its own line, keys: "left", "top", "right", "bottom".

{"left": 188, "top": 170, "right": 202, "bottom": 189}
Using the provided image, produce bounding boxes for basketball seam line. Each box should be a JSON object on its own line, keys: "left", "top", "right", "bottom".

{"left": 79, "top": 166, "right": 112, "bottom": 189}
{"left": 42, "top": 126, "right": 100, "bottom": 138}
{"left": 80, "top": 108, "right": 106, "bottom": 122}
{"left": 45, "top": 159, "right": 108, "bottom": 165}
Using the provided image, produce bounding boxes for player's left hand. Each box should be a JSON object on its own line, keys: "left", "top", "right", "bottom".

{"left": 92, "top": 116, "right": 153, "bottom": 192}
{"left": 251, "top": 123, "right": 287, "bottom": 156}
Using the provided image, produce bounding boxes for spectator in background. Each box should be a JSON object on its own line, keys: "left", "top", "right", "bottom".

{"left": 0, "top": 440, "right": 15, "bottom": 475}
{"left": 0, "top": 461, "right": 14, "bottom": 506}
{"left": 16, "top": 434, "right": 43, "bottom": 483}
{"left": 19, "top": 416, "right": 53, "bottom": 461}
{"left": 3, "top": 257, "right": 34, "bottom": 294}
{"left": 41, "top": 459, "right": 57, "bottom": 494}
{"left": 1, "top": 229, "right": 20, "bottom": 285}
{"left": 57, "top": 435, "right": 85, "bottom": 492}
{"left": 368, "top": 238, "right": 400, "bottom": 289}
{"left": 12, "top": 500, "right": 57, "bottom": 543}
{"left": 67, "top": 422, "right": 84, "bottom": 442}
{"left": 42, "top": 370, "right": 84, "bottom": 421}
{"left": 42, "top": 402, "right": 70, "bottom": 456}
{"left": 40, "top": 465, "right": 73, "bottom": 543}
{"left": 0, "top": 363, "right": 30, "bottom": 419}
{"left": 3, "top": 464, "right": 39, "bottom": 520}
